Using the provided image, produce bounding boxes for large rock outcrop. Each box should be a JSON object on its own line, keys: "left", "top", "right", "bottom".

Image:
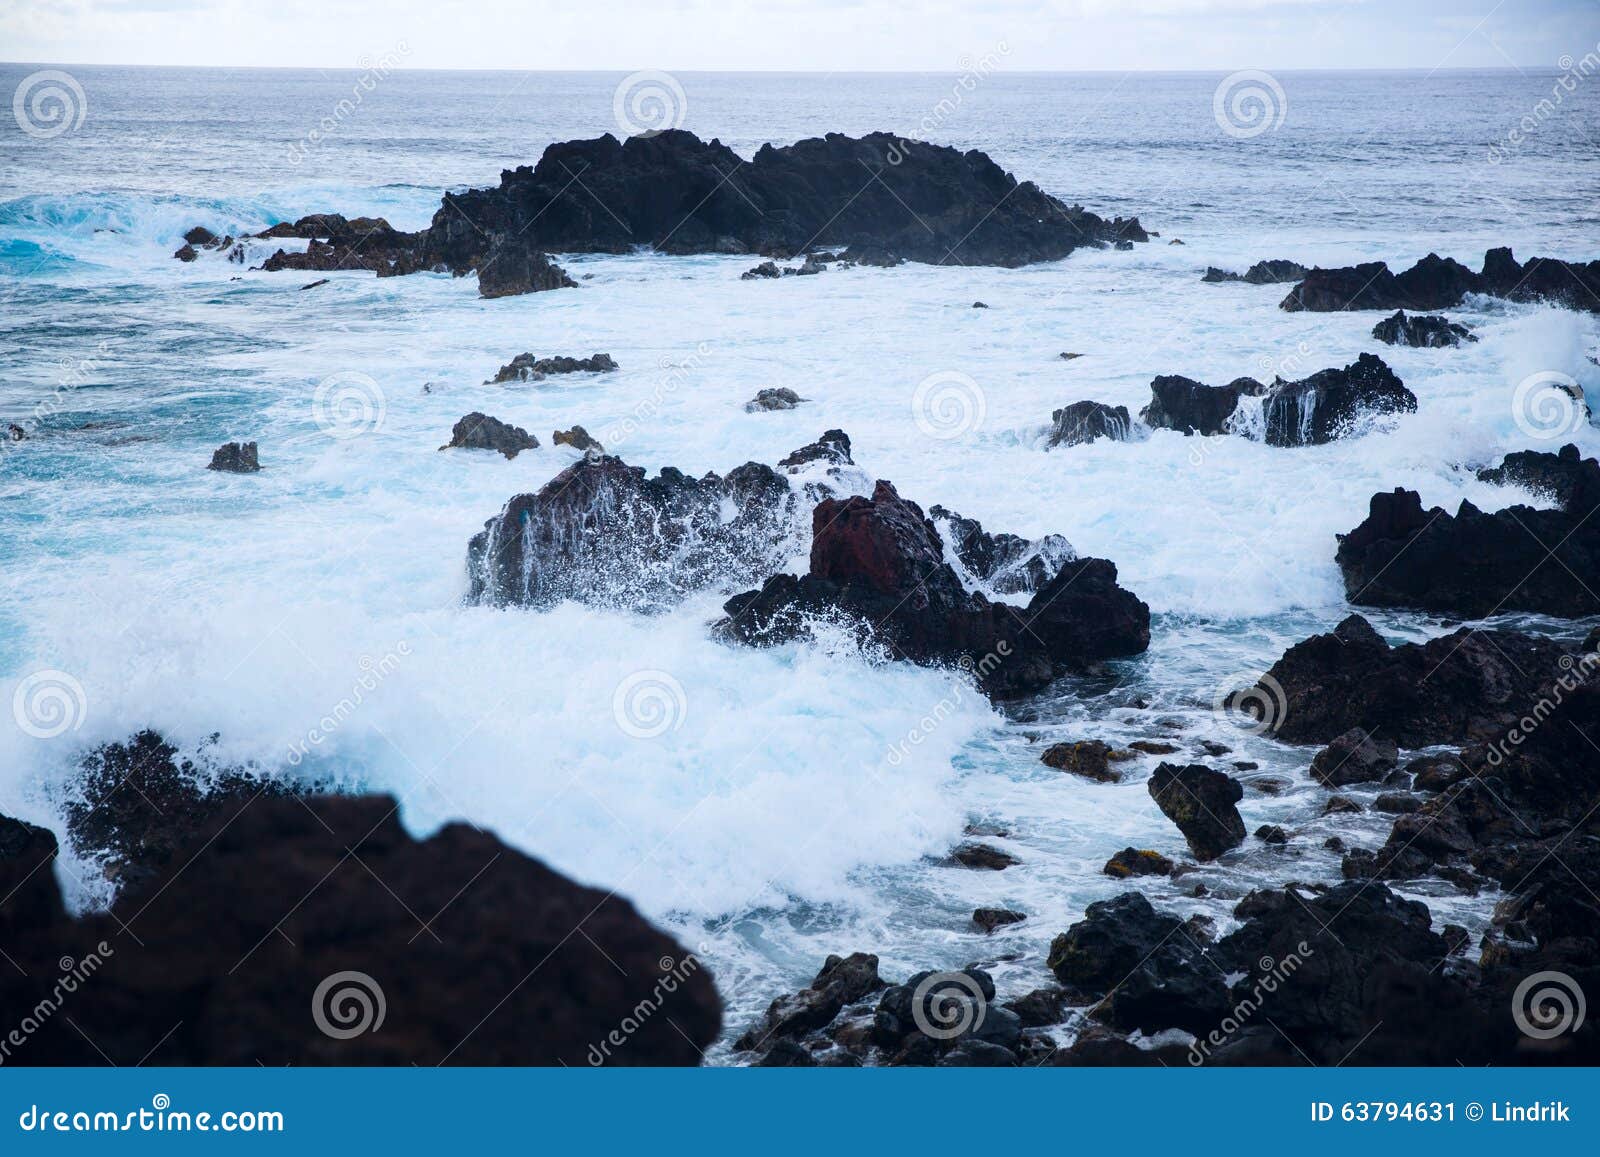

{"left": 1337, "top": 448, "right": 1600, "bottom": 618}
{"left": 0, "top": 792, "right": 720, "bottom": 1065}
{"left": 1371, "top": 310, "right": 1475, "bottom": 347}
{"left": 716, "top": 480, "right": 1149, "bottom": 698}
{"left": 1281, "top": 247, "right": 1600, "bottom": 314}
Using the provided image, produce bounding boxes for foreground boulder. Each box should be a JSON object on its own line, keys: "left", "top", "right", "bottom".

{"left": 440, "top": 413, "right": 539, "bottom": 458}
{"left": 1147, "top": 763, "right": 1246, "bottom": 860}
{"left": 1336, "top": 481, "right": 1600, "bottom": 618}
{"left": 1046, "top": 401, "right": 1133, "bottom": 448}
{"left": 1281, "top": 247, "right": 1600, "bottom": 313}
{"left": 1371, "top": 310, "right": 1475, "bottom": 347}
{"left": 1241, "top": 613, "right": 1572, "bottom": 746}
{"left": 206, "top": 441, "right": 260, "bottom": 472}
{"left": 1139, "top": 355, "right": 1413, "bottom": 445}
{"left": 716, "top": 480, "right": 1149, "bottom": 698}
{"left": 0, "top": 793, "right": 720, "bottom": 1065}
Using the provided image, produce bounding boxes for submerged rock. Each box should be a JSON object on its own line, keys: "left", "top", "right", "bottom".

{"left": 489, "top": 352, "right": 617, "bottom": 383}
{"left": 1040, "top": 740, "right": 1128, "bottom": 783}
{"left": 1201, "top": 259, "right": 1308, "bottom": 285}
{"left": 440, "top": 412, "right": 539, "bottom": 459}
{"left": 207, "top": 441, "right": 260, "bottom": 472}
{"left": 0, "top": 793, "right": 720, "bottom": 1065}
{"left": 1046, "top": 400, "right": 1133, "bottom": 447}
{"left": 745, "top": 387, "right": 806, "bottom": 412}
{"left": 1370, "top": 309, "right": 1476, "bottom": 347}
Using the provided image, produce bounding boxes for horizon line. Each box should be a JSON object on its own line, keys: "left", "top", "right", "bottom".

{"left": 0, "top": 61, "right": 1555, "bottom": 76}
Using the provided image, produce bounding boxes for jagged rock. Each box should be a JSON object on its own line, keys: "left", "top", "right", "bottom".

{"left": 0, "top": 810, "right": 63, "bottom": 931}
{"left": 1040, "top": 740, "right": 1128, "bottom": 783}
{"left": 1281, "top": 247, "right": 1600, "bottom": 314}
{"left": 489, "top": 352, "right": 618, "bottom": 383}
{"left": 1046, "top": 400, "right": 1133, "bottom": 447}
{"left": 741, "top": 260, "right": 782, "bottom": 280}
{"left": 1242, "top": 613, "right": 1572, "bottom": 746}
{"left": 973, "top": 907, "right": 1027, "bottom": 933}
{"left": 419, "top": 130, "right": 1147, "bottom": 270}
{"left": 476, "top": 244, "right": 578, "bottom": 297}
{"left": 717, "top": 481, "right": 1149, "bottom": 699}
{"left": 0, "top": 794, "right": 720, "bottom": 1065}
{"left": 440, "top": 413, "right": 538, "bottom": 459}
{"left": 1371, "top": 310, "right": 1476, "bottom": 347}
{"left": 1201, "top": 259, "right": 1307, "bottom": 284}
{"left": 1310, "top": 727, "right": 1399, "bottom": 787}
{"left": 949, "top": 842, "right": 1020, "bottom": 870}
{"left": 745, "top": 387, "right": 806, "bottom": 412}
{"left": 468, "top": 453, "right": 805, "bottom": 612}
{"left": 928, "top": 505, "right": 1076, "bottom": 595}
{"left": 1255, "top": 824, "right": 1289, "bottom": 845}
{"left": 1257, "top": 353, "right": 1415, "bottom": 445}
{"left": 1128, "top": 740, "right": 1179, "bottom": 755}
{"left": 173, "top": 244, "right": 198, "bottom": 262}
{"left": 1140, "top": 374, "right": 1260, "bottom": 436}
{"left": 1103, "top": 847, "right": 1174, "bottom": 878}
{"left": 184, "top": 226, "right": 219, "bottom": 246}
{"left": 733, "top": 952, "right": 885, "bottom": 1051}
{"left": 206, "top": 441, "right": 260, "bottom": 472}
{"left": 258, "top": 215, "right": 438, "bottom": 278}
{"left": 1147, "top": 763, "right": 1246, "bottom": 860}
{"left": 552, "top": 425, "right": 603, "bottom": 453}
{"left": 1336, "top": 475, "right": 1600, "bottom": 618}
{"left": 777, "top": 428, "right": 853, "bottom": 470}
{"left": 1477, "top": 443, "right": 1600, "bottom": 511}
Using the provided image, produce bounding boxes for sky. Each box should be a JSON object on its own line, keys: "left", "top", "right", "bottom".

{"left": 0, "top": 0, "right": 1596, "bottom": 71}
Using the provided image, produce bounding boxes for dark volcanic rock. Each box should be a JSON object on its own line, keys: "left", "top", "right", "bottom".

{"left": 1047, "top": 893, "right": 1228, "bottom": 1034}
{"left": 1371, "top": 310, "right": 1476, "bottom": 347}
{"left": 1309, "top": 727, "right": 1399, "bottom": 787}
{"left": 489, "top": 352, "right": 618, "bottom": 383}
{"left": 973, "top": 907, "right": 1027, "bottom": 933}
{"left": 928, "top": 504, "right": 1076, "bottom": 595}
{"left": 1147, "top": 763, "right": 1246, "bottom": 861}
{"left": 468, "top": 453, "right": 805, "bottom": 612}
{"left": 476, "top": 245, "right": 578, "bottom": 298}
{"left": 1244, "top": 613, "right": 1572, "bottom": 746}
{"left": 206, "top": 441, "right": 259, "bottom": 473}
{"left": 733, "top": 952, "right": 885, "bottom": 1052}
{"left": 1201, "top": 259, "right": 1308, "bottom": 285}
{"left": 717, "top": 481, "right": 1149, "bottom": 699}
{"left": 1040, "top": 740, "right": 1127, "bottom": 783}
{"left": 551, "top": 425, "right": 603, "bottom": 453}
{"left": 418, "top": 130, "right": 1147, "bottom": 271}
{"left": 1046, "top": 400, "right": 1133, "bottom": 447}
{"left": 258, "top": 215, "right": 438, "bottom": 279}
{"left": 1336, "top": 480, "right": 1600, "bottom": 618}
{"left": 1, "top": 794, "right": 720, "bottom": 1065}
{"left": 1281, "top": 247, "right": 1600, "bottom": 314}
{"left": 0, "top": 810, "right": 63, "bottom": 931}
{"left": 1258, "top": 353, "right": 1415, "bottom": 446}
{"left": 1103, "top": 847, "right": 1175, "bottom": 878}
{"left": 1477, "top": 442, "right": 1600, "bottom": 512}
{"left": 949, "top": 842, "right": 1020, "bottom": 870}
{"left": 1140, "top": 374, "right": 1256, "bottom": 436}
{"left": 777, "top": 428, "right": 853, "bottom": 470}
{"left": 745, "top": 387, "right": 806, "bottom": 412}
{"left": 440, "top": 412, "right": 539, "bottom": 459}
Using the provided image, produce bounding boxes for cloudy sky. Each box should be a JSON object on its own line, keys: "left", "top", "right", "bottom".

{"left": 1, "top": 0, "right": 1595, "bottom": 70}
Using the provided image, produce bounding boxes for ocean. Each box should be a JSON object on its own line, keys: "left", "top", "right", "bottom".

{"left": 2, "top": 65, "right": 1597, "bottom": 1060}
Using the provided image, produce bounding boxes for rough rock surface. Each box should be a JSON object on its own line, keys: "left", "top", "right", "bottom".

{"left": 928, "top": 504, "right": 1076, "bottom": 595}
{"left": 1201, "top": 259, "right": 1308, "bottom": 285}
{"left": 0, "top": 793, "right": 721, "bottom": 1065}
{"left": 1336, "top": 469, "right": 1600, "bottom": 618}
{"left": 1370, "top": 309, "right": 1476, "bottom": 347}
{"left": 552, "top": 425, "right": 603, "bottom": 453}
{"left": 716, "top": 480, "right": 1149, "bottom": 699}
{"left": 1243, "top": 613, "right": 1573, "bottom": 746}
{"left": 440, "top": 413, "right": 538, "bottom": 458}
{"left": 745, "top": 387, "right": 806, "bottom": 412}
{"left": 1147, "top": 763, "right": 1247, "bottom": 860}
{"left": 206, "top": 441, "right": 260, "bottom": 473}
{"left": 489, "top": 352, "right": 618, "bottom": 383}
{"left": 1280, "top": 247, "right": 1600, "bottom": 314}
{"left": 1046, "top": 400, "right": 1133, "bottom": 447}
